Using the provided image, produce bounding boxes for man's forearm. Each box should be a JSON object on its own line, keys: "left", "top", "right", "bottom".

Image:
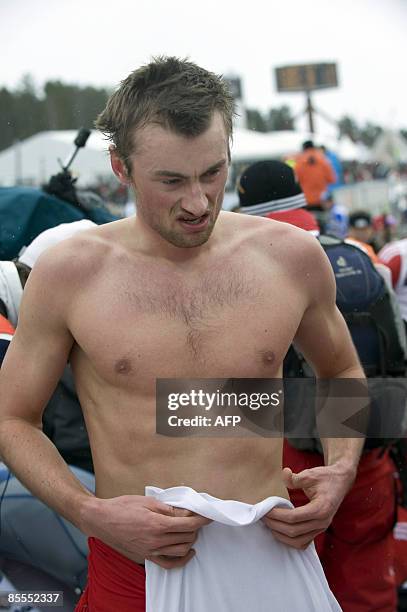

{"left": 321, "top": 437, "right": 364, "bottom": 474}
{"left": 0, "top": 417, "right": 94, "bottom": 531}
{"left": 319, "top": 436, "right": 364, "bottom": 501}
{"left": 318, "top": 362, "right": 366, "bottom": 476}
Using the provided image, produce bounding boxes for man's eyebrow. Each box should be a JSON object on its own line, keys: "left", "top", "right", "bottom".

{"left": 152, "top": 159, "right": 227, "bottom": 178}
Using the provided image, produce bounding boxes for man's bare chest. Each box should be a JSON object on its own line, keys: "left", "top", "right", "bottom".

{"left": 70, "top": 262, "right": 304, "bottom": 386}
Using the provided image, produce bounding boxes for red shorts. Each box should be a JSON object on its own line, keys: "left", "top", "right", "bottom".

{"left": 75, "top": 537, "right": 145, "bottom": 612}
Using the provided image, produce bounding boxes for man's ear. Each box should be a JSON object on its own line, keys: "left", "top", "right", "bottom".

{"left": 109, "top": 145, "right": 130, "bottom": 185}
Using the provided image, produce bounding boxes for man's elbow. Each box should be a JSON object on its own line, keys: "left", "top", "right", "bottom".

{"left": 314, "top": 354, "right": 365, "bottom": 380}
{"left": 0, "top": 414, "right": 43, "bottom": 433}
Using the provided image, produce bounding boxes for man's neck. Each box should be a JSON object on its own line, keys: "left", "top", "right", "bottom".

{"left": 132, "top": 215, "right": 221, "bottom": 263}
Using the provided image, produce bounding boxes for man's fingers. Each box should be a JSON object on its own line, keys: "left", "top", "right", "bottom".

{"left": 170, "top": 507, "right": 194, "bottom": 518}
{"left": 152, "top": 541, "right": 195, "bottom": 557}
{"left": 282, "top": 467, "right": 295, "bottom": 489}
{"left": 264, "top": 498, "right": 323, "bottom": 524}
{"left": 169, "top": 507, "right": 211, "bottom": 525}
{"left": 148, "top": 501, "right": 211, "bottom": 530}
{"left": 153, "top": 531, "right": 197, "bottom": 548}
{"left": 148, "top": 500, "right": 189, "bottom": 516}
{"left": 282, "top": 467, "right": 317, "bottom": 491}
{"left": 270, "top": 529, "right": 323, "bottom": 550}
{"left": 263, "top": 515, "right": 327, "bottom": 538}
{"left": 149, "top": 502, "right": 201, "bottom": 519}
{"left": 164, "top": 514, "right": 211, "bottom": 532}
{"left": 147, "top": 549, "right": 196, "bottom": 569}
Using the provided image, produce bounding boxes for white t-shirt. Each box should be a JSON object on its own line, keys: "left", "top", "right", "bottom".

{"left": 145, "top": 486, "right": 341, "bottom": 612}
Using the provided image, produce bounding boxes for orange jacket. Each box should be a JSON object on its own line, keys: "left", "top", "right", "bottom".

{"left": 345, "top": 238, "right": 380, "bottom": 263}
{"left": 0, "top": 313, "right": 14, "bottom": 365}
{"left": 295, "top": 149, "right": 336, "bottom": 205}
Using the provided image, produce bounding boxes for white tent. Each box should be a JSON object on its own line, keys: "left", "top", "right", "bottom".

{"left": 231, "top": 129, "right": 338, "bottom": 162}
{"left": 369, "top": 129, "right": 407, "bottom": 166}
{"left": 335, "top": 136, "right": 359, "bottom": 161}
{"left": 0, "top": 130, "right": 111, "bottom": 187}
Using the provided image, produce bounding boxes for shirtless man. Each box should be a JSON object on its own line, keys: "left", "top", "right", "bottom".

{"left": 0, "top": 57, "right": 364, "bottom": 610}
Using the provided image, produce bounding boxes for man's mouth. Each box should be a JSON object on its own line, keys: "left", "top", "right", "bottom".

{"left": 178, "top": 213, "right": 209, "bottom": 226}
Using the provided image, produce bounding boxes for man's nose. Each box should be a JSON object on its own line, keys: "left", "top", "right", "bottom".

{"left": 181, "top": 182, "right": 208, "bottom": 217}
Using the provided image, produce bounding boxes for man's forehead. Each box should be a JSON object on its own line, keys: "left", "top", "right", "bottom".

{"left": 132, "top": 114, "right": 229, "bottom": 173}
{"left": 134, "top": 113, "right": 228, "bottom": 150}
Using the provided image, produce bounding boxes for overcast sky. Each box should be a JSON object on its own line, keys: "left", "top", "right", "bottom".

{"left": 2, "top": 0, "right": 406, "bottom": 135}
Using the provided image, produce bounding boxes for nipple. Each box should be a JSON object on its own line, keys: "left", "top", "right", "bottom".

{"left": 115, "top": 358, "right": 132, "bottom": 374}
{"left": 262, "top": 351, "right": 276, "bottom": 366}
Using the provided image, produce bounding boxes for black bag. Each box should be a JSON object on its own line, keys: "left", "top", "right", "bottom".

{"left": 42, "top": 365, "right": 93, "bottom": 473}
{"left": 284, "top": 235, "right": 407, "bottom": 452}
{"left": 322, "top": 235, "right": 405, "bottom": 376}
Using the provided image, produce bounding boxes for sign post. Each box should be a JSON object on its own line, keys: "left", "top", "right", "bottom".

{"left": 274, "top": 63, "right": 338, "bottom": 133}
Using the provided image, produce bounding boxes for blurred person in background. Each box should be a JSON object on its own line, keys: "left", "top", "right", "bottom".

{"left": 373, "top": 213, "right": 398, "bottom": 251}
{"left": 237, "top": 159, "right": 319, "bottom": 234}
{"left": 346, "top": 210, "right": 381, "bottom": 261}
{"left": 379, "top": 237, "right": 407, "bottom": 328}
{"left": 320, "top": 145, "right": 344, "bottom": 195}
{"left": 295, "top": 140, "right": 336, "bottom": 231}
{"left": 379, "top": 234, "right": 407, "bottom": 604}
{"left": 345, "top": 210, "right": 397, "bottom": 289}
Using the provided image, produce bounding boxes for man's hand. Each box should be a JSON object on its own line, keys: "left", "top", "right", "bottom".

{"left": 262, "top": 464, "right": 356, "bottom": 550}
{"left": 80, "top": 495, "right": 211, "bottom": 569}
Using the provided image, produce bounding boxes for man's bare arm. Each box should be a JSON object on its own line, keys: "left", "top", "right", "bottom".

{"left": 263, "top": 234, "right": 365, "bottom": 548}
{"left": 0, "top": 249, "right": 92, "bottom": 521}
{"left": 291, "top": 243, "right": 365, "bottom": 477}
{"left": 0, "top": 245, "right": 208, "bottom": 568}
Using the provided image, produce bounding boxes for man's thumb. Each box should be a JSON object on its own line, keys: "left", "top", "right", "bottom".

{"left": 282, "top": 466, "right": 299, "bottom": 489}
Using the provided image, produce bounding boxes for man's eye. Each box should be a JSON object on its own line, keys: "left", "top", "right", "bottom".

{"left": 162, "top": 178, "right": 181, "bottom": 185}
{"left": 204, "top": 168, "right": 221, "bottom": 178}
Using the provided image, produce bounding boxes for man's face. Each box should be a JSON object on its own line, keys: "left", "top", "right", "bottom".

{"left": 349, "top": 225, "right": 374, "bottom": 243}
{"left": 112, "top": 112, "right": 229, "bottom": 249}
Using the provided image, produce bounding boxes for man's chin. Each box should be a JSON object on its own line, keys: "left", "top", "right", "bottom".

{"left": 168, "top": 231, "right": 212, "bottom": 248}
{"left": 159, "top": 222, "right": 216, "bottom": 249}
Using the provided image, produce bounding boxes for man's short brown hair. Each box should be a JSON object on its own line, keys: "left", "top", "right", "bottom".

{"left": 95, "top": 56, "right": 235, "bottom": 174}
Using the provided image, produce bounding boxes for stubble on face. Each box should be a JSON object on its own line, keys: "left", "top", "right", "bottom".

{"left": 146, "top": 199, "right": 224, "bottom": 249}
{"left": 129, "top": 114, "right": 229, "bottom": 250}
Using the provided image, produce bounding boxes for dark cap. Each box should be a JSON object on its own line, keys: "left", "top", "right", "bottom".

{"left": 348, "top": 210, "right": 372, "bottom": 229}
{"left": 237, "top": 160, "right": 306, "bottom": 214}
{"left": 302, "top": 140, "right": 314, "bottom": 150}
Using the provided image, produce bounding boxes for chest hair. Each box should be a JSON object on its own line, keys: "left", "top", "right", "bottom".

{"left": 125, "top": 268, "right": 260, "bottom": 359}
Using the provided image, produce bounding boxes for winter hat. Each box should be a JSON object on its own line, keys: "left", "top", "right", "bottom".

{"left": 237, "top": 160, "right": 307, "bottom": 216}
{"left": 348, "top": 211, "right": 372, "bottom": 229}
{"left": 302, "top": 140, "right": 314, "bottom": 150}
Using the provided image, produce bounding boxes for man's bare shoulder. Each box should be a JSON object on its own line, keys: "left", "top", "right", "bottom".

{"left": 219, "top": 211, "right": 320, "bottom": 257}
{"left": 218, "top": 211, "right": 333, "bottom": 293}
{"left": 30, "top": 218, "right": 131, "bottom": 284}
